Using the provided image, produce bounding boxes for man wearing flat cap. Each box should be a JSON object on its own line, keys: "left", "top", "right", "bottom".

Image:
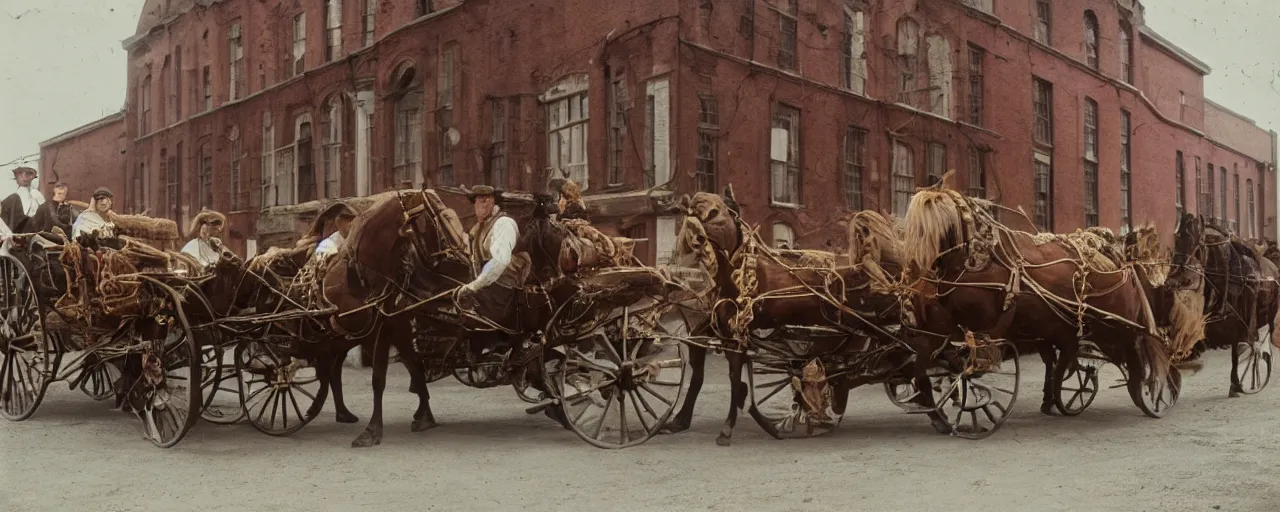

{"left": 71, "top": 187, "right": 116, "bottom": 239}
{"left": 457, "top": 185, "right": 530, "bottom": 326}
{"left": 1, "top": 166, "right": 46, "bottom": 234}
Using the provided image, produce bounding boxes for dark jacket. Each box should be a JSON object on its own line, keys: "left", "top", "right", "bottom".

{"left": 0, "top": 193, "right": 34, "bottom": 233}
{"left": 29, "top": 200, "right": 81, "bottom": 235}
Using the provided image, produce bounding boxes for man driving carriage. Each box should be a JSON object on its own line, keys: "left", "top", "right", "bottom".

{"left": 456, "top": 185, "right": 530, "bottom": 329}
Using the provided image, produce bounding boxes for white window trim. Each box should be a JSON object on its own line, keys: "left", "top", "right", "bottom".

{"left": 542, "top": 74, "right": 590, "bottom": 190}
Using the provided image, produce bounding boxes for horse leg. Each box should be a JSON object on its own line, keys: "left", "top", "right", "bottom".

{"left": 662, "top": 344, "right": 706, "bottom": 434}
{"left": 906, "top": 350, "right": 951, "bottom": 434}
{"left": 303, "top": 351, "right": 334, "bottom": 420}
{"left": 716, "top": 350, "right": 747, "bottom": 447}
{"left": 1038, "top": 344, "right": 1058, "bottom": 416}
{"left": 398, "top": 347, "right": 438, "bottom": 432}
{"left": 1051, "top": 340, "right": 1080, "bottom": 414}
{"left": 351, "top": 334, "right": 389, "bottom": 448}
{"left": 329, "top": 346, "right": 360, "bottom": 423}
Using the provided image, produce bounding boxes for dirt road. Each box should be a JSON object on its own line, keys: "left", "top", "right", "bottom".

{"left": 1, "top": 350, "right": 1275, "bottom": 512}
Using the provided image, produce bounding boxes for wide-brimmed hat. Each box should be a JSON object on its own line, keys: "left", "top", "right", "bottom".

{"left": 319, "top": 201, "right": 358, "bottom": 220}
{"left": 187, "top": 209, "right": 227, "bottom": 239}
{"left": 91, "top": 187, "right": 114, "bottom": 200}
{"left": 462, "top": 184, "right": 504, "bottom": 203}
{"left": 11, "top": 166, "right": 36, "bottom": 177}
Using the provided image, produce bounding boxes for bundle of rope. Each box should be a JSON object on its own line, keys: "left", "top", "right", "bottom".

{"left": 558, "top": 218, "right": 638, "bottom": 271}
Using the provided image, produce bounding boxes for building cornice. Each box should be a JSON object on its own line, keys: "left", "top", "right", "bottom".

{"left": 1138, "top": 26, "right": 1212, "bottom": 76}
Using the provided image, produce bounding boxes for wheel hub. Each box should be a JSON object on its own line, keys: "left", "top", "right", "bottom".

{"left": 617, "top": 361, "right": 637, "bottom": 392}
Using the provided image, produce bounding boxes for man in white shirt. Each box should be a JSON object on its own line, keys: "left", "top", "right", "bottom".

{"left": 180, "top": 210, "right": 227, "bottom": 267}
{"left": 456, "top": 185, "right": 530, "bottom": 327}
{"left": 71, "top": 188, "right": 115, "bottom": 240}
{"left": 314, "top": 203, "right": 357, "bottom": 257}
{"left": 0, "top": 166, "right": 45, "bottom": 233}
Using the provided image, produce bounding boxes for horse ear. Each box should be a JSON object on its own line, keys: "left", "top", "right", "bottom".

{"left": 722, "top": 184, "right": 742, "bottom": 217}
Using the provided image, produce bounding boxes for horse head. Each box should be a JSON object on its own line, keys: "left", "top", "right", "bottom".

{"left": 520, "top": 192, "right": 568, "bottom": 284}
{"left": 1171, "top": 213, "right": 1207, "bottom": 273}
{"left": 901, "top": 173, "right": 971, "bottom": 277}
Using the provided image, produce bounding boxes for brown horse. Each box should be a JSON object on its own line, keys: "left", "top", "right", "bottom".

{"left": 1170, "top": 213, "right": 1275, "bottom": 396}
{"left": 902, "top": 178, "right": 1175, "bottom": 418}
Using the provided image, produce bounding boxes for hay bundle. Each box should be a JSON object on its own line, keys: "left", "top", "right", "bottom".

{"left": 1167, "top": 282, "right": 1208, "bottom": 362}
{"left": 558, "top": 219, "right": 637, "bottom": 271}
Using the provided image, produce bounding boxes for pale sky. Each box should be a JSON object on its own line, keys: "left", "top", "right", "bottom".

{"left": 0, "top": 0, "right": 1276, "bottom": 199}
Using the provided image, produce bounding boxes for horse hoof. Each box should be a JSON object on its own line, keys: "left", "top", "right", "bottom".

{"left": 930, "top": 419, "right": 952, "bottom": 435}
{"left": 660, "top": 423, "right": 690, "bottom": 435}
{"left": 543, "top": 407, "right": 570, "bottom": 430}
{"left": 1040, "top": 402, "right": 1057, "bottom": 416}
{"left": 411, "top": 419, "right": 439, "bottom": 432}
{"left": 351, "top": 430, "right": 382, "bottom": 448}
{"left": 336, "top": 411, "right": 360, "bottom": 424}
{"left": 715, "top": 434, "right": 732, "bottom": 447}
{"left": 1229, "top": 389, "right": 1242, "bottom": 399}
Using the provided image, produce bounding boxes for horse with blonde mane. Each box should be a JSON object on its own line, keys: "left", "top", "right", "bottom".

{"left": 902, "top": 172, "right": 1178, "bottom": 419}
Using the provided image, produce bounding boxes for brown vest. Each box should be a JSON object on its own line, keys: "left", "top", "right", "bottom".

{"left": 468, "top": 208, "right": 530, "bottom": 288}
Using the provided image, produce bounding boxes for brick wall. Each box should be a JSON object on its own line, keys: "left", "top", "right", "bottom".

{"left": 38, "top": 114, "right": 128, "bottom": 205}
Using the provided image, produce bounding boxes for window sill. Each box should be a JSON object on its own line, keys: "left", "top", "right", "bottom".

{"left": 771, "top": 202, "right": 803, "bottom": 209}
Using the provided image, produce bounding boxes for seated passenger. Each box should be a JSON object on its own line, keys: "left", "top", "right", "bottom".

{"left": 180, "top": 210, "right": 228, "bottom": 267}
{"left": 71, "top": 188, "right": 115, "bottom": 240}
{"left": 314, "top": 203, "right": 358, "bottom": 258}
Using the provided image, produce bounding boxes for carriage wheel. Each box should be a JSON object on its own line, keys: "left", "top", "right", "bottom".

{"left": 199, "top": 344, "right": 245, "bottom": 425}
{"left": 234, "top": 341, "right": 322, "bottom": 436}
{"left": 549, "top": 317, "right": 689, "bottom": 449}
{"left": 0, "top": 253, "right": 57, "bottom": 421}
{"left": 745, "top": 339, "right": 847, "bottom": 440}
{"left": 78, "top": 359, "right": 121, "bottom": 401}
{"left": 1053, "top": 350, "right": 1105, "bottom": 416}
{"left": 1128, "top": 360, "right": 1181, "bottom": 419}
{"left": 932, "top": 338, "right": 1020, "bottom": 440}
{"left": 884, "top": 372, "right": 956, "bottom": 411}
{"left": 1232, "top": 340, "right": 1273, "bottom": 395}
{"left": 131, "top": 296, "right": 203, "bottom": 448}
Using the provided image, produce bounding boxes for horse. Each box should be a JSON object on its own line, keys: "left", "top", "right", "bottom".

{"left": 1170, "top": 213, "right": 1276, "bottom": 396}
{"left": 667, "top": 188, "right": 944, "bottom": 445}
{"left": 902, "top": 175, "right": 1175, "bottom": 418}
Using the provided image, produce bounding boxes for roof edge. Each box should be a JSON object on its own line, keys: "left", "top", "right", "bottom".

{"left": 1204, "top": 97, "right": 1257, "bottom": 125}
{"left": 1139, "top": 26, "right": 1212, "bottom": 76}
{"left": 39, "top": 111, "right": 127, "bottom": 148}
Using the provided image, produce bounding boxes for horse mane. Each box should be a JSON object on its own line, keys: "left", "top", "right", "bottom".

{"left": 847, "top": 210, "right": 907, "bottom": 269}
{"left": 902, "top": 182, "right": 972, "bottom": 274}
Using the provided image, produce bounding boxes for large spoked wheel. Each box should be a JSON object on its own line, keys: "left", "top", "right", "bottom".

{"left": 234, "top": 340, "right": 322, "bottom": 436}
{"left": 883, "top": 372, "right": 955, "bottom": 412}
{"left": 78, "top": 358, "right": 121, "bottom": 401}
{"left": 549, "top": 316, "right": 689, "bottom": 449}
{"left": 129, "top": 294, "right": 203, "bottom": 448}
{"left": 200, "top": 344, "right": 245, "bottom": 424}
{"left": 0, "top": 253, "right": 57, "bottom": 421}
{"left": 1128, "top": 359, "right": 1181, "bottom": 419}
{"left": 1054, "top": 349, "right": 1105, "bottom": 416}
{"left": 1233, "top": 339, "right": 1272, "bottom": 395}
{"left": 746, "top": 339, "right": 847, "bottom": 440}
{"left": 931, "top": 337, "right": 1020, "bottom": 440}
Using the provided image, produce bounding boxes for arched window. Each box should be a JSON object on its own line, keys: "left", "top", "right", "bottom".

{"left": 321, "top": 95, "right": 345, "bottom": 198}
{"left": 772, "top": 222, "right": 795, "bottom": 249}
{"left": 390, "top": 62, "right": 423, "bottom": 188}
{"left": 1083, "top": 11, "right": 1100, "bottom": 70}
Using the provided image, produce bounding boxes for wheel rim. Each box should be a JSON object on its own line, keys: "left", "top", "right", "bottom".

{"left": 1055, "top": 353, "right": 1104, "bottom": 416}
{"left": 746, "top": 338, "right": 845, "bottom": 439}
{"left": 1131, "top": 362, "right": 1180, "bottom": 419}
{"left": 130, "top": 299, "right": 203, "bottom": 448}
{"left": 0, "top": 254, "right": 54, "bottom": 421}
{"left": 235, "top": 341, "right": 322, "bottom": 437}
{"left": 1234, "top": 340, "right": 1272, "bottom": 395}
{"left": 934, "top": 338, "right": 1020, "bottom": 440}
{"left": 79, "top": 360, "right": 121, "bottom": 401}
{"left": 552, "top": 329, "right": 688, "bottom": 449}
{"left": 200, "top": 344, "right": 245, "bottom": 424}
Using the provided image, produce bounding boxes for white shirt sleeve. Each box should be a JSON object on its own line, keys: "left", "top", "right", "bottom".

{"left": 467, "top": 216, "right": 519, "bottom": 290}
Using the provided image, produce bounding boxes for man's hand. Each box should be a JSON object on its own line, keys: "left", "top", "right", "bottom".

{"left": 455, "top": 283, "right": 478, "bottom": 310}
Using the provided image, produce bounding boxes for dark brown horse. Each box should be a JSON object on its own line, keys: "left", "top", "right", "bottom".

{"left": 1170, "top": 213, "right": 1275, "bottom": 396}
{"left": 903, "top": 180, "right": 1175, "bottom": 418}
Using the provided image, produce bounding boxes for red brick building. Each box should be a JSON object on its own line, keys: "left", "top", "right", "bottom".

{"left": 46, "top": 0, "right": 1279, "bottom": 260}
{"left": 37, "top": 112, "right": 128, "bottom": 203}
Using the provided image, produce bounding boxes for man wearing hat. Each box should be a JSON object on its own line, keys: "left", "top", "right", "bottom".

{"left": 314, "top": 202, "right": 358, "bottom": 257}
{"left": 181, "top": 209, "right": 228, "bottom": 267}
{"left": 0, "top": 166, "right": 46, "bottom": 234}
{"left": 71, "top": 187, "right": 116, "bottom": 239}
{"left": 457, "top": 185, "right": 530, "bottom": 326}
{"left": 29, "top": 182, "right": 81, "bottom": 235}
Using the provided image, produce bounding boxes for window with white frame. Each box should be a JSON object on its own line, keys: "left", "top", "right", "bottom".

{"left": 291, "top": 13, "right": 306, "bottom": 77}
{"left": 1234, "top": 169, "right": 1240, "bottom": 234}
{"left": 1083, "top": 11, "right": 1100, "bottom": 70}
{"left": 607, "top": 65, "right": 628, "bottom": 185}
{"left": 228, "top": 23, "right": 245, "bottom": 100}
{"left": 896, "top": 18, "right": 919, "bottom": 106}
{"left": 1120, "top": 110, "right": 1131, "bottom": 232}
{"left": 777, "top": 0, "right": 797, "bottom": 71}
{"left": 1083, "top": 97, "right": 1099, "bottom": 227}
{"left": 362, "top": 0, "right": 376, "bottom": 46}
{"left": 842, "top": 9, "right": 866, "bottom": 95}
{"left": 1034, "top": 0, "right": 1051, "bottom": 45}
{"left": 1119, "top": 22, "right": 1133, "bottom": 83}
{"left": 696, "top": 95, "right": 718, "bottom": 193}
{"left": 1247, "top": 179, "right": 1256, "bottom": 237}
{"left": 968, "top": 44, "right": 984, "bottom": 126}
{"left": 1034, "top": 151, "right": 1053, "bottom": 231}
{"left": 891, "top": 140, "right": 915, "bottom": 218}
{"left": 1175, "top": 151, "right": 1185, "bottom": 217}
{"left": 770, "top": 104, "right": 801, "bottom": 205}
{"left": 325, "top": 0, "right": 342, "bottom": 62}
{"left": 543, "top": 74, "right": 590, "bottom": 189}
{"left": 322, "top": 96, "right": 343, "bottom": 198}
{"left": 230, "top": 127, "right": 245, "bottom": 210}
{"left": 644, "top": 77, "right": 671, "bottom": 187}
{"left": 844, "top": 126, "right": 866, "bottom": 210}
{"left": 139, "top": 74, "right": 152, "bottom": 133}
{"left": 772, "top": 222, "right": 795, "bottom": 249}
{"left": 391, "top": 64, "right": 423, "bottom": 188}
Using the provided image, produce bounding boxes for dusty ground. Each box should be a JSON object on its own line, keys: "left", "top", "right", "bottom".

{"left": 1, "top": 350, "right": 1276, "bottom": 512}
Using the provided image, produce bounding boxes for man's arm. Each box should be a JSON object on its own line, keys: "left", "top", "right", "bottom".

{"left": 465, "top": 217, "right": 518, "bottom": 290}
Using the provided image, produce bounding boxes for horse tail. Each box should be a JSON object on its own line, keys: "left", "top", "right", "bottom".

{"left": 902, "top": 188, "right": 967, "bottom": 274}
